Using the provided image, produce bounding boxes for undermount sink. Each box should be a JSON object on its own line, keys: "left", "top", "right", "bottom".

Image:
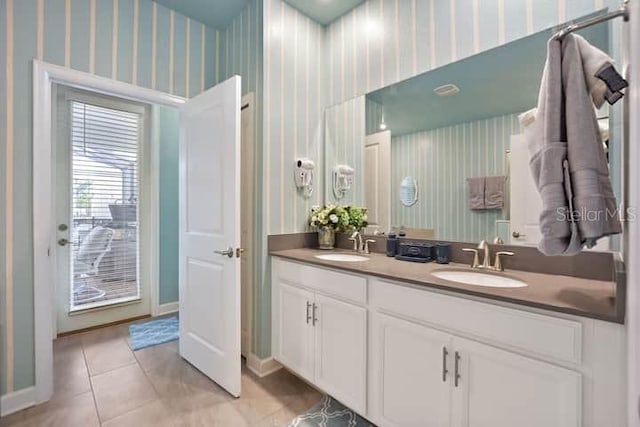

{"left": 315, "top": 253, "right": 370, "bottom": 262}
{"left": 432, "top": 270, "right": 528, "bottom": 288}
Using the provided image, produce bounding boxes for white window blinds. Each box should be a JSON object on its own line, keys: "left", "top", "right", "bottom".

{"left": 70, "top": 101, "right": 142, "bottom": 310}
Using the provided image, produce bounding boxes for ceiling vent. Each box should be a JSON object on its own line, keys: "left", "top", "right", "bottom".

{"left": 433, "top": 84, "right": 460, "bottom": 97}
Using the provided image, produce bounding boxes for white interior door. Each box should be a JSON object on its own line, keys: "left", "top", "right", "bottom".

{"left": 179, "top": 76, "right": 242, "bottom": 397}
{"left": 509, "top": 134, "right": 543, "bottom": 245}
{"left": 365, "top": 130, "right": 391, "bottom": 234}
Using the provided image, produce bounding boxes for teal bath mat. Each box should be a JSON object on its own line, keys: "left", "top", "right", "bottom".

{"left": 129, "top": 316, "right": 179, "bottom": 351}
{"left": 288, "top": 395, "right": 375, "bottom": 427}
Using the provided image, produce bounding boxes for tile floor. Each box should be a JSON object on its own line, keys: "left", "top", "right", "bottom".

{"left": 0, "top": 322, "right": 322, "bottom": 427}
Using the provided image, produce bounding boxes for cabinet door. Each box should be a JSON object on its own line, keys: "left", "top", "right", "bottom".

{"left": 369, "top": 312, "right": 452, "bottom": 427}
{"left": 274, "top": 282, "right": 315, "bottom": 382}
{"left": 314, "top": 294, "right": 367, "bottom": 414}
{"left": 452, "top": 337, "right": 581, "bottom": 427}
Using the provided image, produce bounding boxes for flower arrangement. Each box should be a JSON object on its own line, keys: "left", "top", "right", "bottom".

{"left": 309, "top": 205, "right": 350, "bottom": 231}
{"left": 308, "top": 205, "right": 368, "bottom": 232}
{"left": 345, "top": 206, "right": 368, "bottom": 231}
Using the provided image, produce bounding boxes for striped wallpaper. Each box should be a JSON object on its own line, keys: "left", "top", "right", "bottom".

{"left": 217, "top": 0, "right": 270, "bottom": 358}
{"left": 0, "top": 0, "right": 219, "bottom": 395}
{"left": 261, "top": 0, "right": 326, "bottom": 357}
{"left": 264, "top": 0, "right": 326, "bottom": 237}
{"left": 391, "top": 113, "right": 521, "bottom": 242}
{"left": 325, "top": 96, "right": 366, "bottom": 206}
{"left": 324, "top": 0, "right": 616, "bottom": 107}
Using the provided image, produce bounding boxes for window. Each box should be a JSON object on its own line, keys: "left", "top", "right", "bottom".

{"left": 70, "top": 101, "right": 142, "bottom": 310}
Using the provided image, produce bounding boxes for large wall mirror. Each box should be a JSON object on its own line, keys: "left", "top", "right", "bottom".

{"left": 323, "top": 11, "right": 624, "bottom": 252}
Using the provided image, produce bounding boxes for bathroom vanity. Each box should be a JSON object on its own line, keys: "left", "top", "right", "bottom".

{"left": 270, "top": 249, "right": 625, "bottom": 427}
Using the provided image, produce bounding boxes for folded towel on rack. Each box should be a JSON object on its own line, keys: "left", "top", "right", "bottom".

{"left": 467, "top": 177, "right": 485, "bottom": 210}
{"left": 485, "top": 176, "right": 507, "bottom": 210}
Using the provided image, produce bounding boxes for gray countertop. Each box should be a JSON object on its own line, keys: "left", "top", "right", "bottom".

{"left": 270, "top": 248, "right": 622, "bottom": 324}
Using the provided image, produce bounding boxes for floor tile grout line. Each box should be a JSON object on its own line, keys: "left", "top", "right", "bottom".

{"left": 80, "top": 337, "right": 103, "bottom": 426}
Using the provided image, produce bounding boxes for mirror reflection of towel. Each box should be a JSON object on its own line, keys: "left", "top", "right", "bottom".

{"left": 467, "top": 177, "right": 485, "bottom": 210}
{"left": 485, "top": 176, "right": 506, "bottom": 210}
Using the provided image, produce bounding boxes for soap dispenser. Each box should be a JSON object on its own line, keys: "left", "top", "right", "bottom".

{"left": 387, "top": 232, "right": 398, "bottom": 257}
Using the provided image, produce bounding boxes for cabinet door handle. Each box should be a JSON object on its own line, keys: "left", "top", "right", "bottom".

{"left": 306, "top": 301, "right": 312, "bottom": 324}
{"left": 454, "top": 351, "right": 461, "bottom": 387}
{"left": 312, "top": 303, "right": 318, "bottom": 326}
{"left": 442, "top": 347, "right": 449, "bottom": 382}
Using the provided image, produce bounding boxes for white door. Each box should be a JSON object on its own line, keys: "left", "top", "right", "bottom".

{"left": 365, "top": 130, "right": 391, "bottom": 234}
{"left": 179, "top": 76, "right": 242, "bottom": 397}
{"left": 451, "top": 337, "right": 581, "bottom": 427}
{"left": 509, "top": 134, "right": 543, "bottom": 246}
{"left": 273, "top": 282, "right": 315, "bottom": 382}
{"left": 314, "top": 294, "right": 367, "bottom": 414}
{"left": 369, "top": 312, "right": 452, "bottom": 427}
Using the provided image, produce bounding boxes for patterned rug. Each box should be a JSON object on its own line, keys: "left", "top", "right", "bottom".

{"left": 288, "top": 396, "right": 375, "bottom": 427}
{"left": 129, "top": 316, "right": 179, "bottom": 351}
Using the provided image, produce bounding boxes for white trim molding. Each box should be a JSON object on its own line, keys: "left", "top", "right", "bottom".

{"left": 627, "top": 2, "right": 640, "bottom": 426}
{"left": 154, "top": 302, "right": 179, "bottom": 317}
{"left": 32, "top": 60, "right": 185, "bottom": 404}
{"left": 246, "top": 354, "right": 282, "bottom": 378}
{"left": 0, "top": 387, "right": 36, "bottom": 417}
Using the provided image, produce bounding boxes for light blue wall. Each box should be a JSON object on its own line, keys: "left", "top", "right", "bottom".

{"left": 157, "top": 106, "right": 180, "bottom": 305}
{"left": 391, "top": 113, "right": 521, "bottom": 242}
{"left": 0, "top": 0, "right": 219, "bottom": 396}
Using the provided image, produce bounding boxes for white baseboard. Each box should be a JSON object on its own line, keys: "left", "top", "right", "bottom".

{"left": 154, "top": 301, "right": 179, "bottom": 317}
{"left": 1, "top": 387, "right": 36, "bottom": 417}
{"left": 246, "top": 353, "right": 282, "bottom": 378}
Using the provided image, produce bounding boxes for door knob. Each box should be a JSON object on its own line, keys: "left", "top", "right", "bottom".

{"left": 58, "top": 238, "right": 70, "bottom": 247}
{"left": 214, "top": 247, "right": 234, "bottom": 258}
{"left": 512, "top": 231, "right": 527, "bottom": 238}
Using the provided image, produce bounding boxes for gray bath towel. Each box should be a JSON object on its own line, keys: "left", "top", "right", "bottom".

{"left": 485, "top": 176, "right": 506, "bottom": 209}
{"left": 562, "top": 35, "right": 621, "bottom": 246}
{"left": 467, "top": 177, "right": 485, "bottom": 210}
{"left": 527, "top": 34, "right": 621, "bottom": 256}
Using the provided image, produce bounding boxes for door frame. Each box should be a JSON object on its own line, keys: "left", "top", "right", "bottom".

{"left": 32, "top": 60, "right": 185, "bottom": 403}
{"left": 240, "top": 92, "right": 255, "bottom": 358}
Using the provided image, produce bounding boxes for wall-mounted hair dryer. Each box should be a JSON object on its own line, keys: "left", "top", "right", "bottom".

{"left": 333, "top": 164, "right": 355, "bottom": 199}
{"left": 294, "top": 158, "right": 315, "bottom": 198}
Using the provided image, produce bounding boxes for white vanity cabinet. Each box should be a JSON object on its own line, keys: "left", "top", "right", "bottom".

{"left": 369, "top": 312, "right": 453, "bottom": 427}
{"left": 271, "top": 257, "right": 626, "bottom": 427}
{"left": 450, "top": 337, "right": 581, "bottom": 427}
{"left": 272, "top": 259, "right": 368, "bottom": 414}
{"left": 369, "top": 311, "right": 580, "bottom": 427}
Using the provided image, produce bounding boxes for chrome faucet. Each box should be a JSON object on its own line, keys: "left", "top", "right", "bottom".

{"left": 462, "top": 240, "right": 514, "bottom": 272}
{"left": 349, "top": 231, "right": 363, "bottom": 252}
